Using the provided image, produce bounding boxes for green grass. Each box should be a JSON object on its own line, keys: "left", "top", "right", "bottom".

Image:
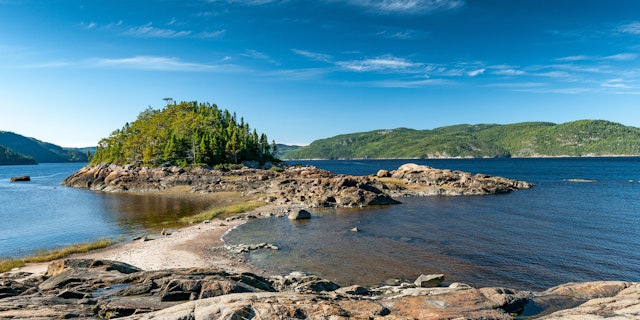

{"left": 0, "top": 238, "right": 118, "bottom": 273}
{"left": 180, "top": 201, "right": 266, "bottom": 223}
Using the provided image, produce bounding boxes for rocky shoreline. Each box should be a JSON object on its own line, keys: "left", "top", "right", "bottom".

{"left": 1, "top": 254, "right": 638, "bottom": 319}
{"left": 61, "top": 162, "right": 534, "bottom": 207}
{"left": 2, "top": 163, "right": 637, "bottom": 318}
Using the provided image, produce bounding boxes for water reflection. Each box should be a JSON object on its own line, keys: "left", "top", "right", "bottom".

{"left": 97, "top": 192, "right": 219, "bottom": 230}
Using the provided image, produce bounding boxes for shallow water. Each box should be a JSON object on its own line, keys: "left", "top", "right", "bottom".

{"left": 224, "top": 158, "right": 640, "bottom": 290}
{"left": 0, "top": 163, "right": 217, "bottom": 258}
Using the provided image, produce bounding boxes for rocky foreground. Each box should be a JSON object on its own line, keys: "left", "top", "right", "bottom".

{"left": 62, "top": 163, "right": 534, "bottom": 207}
{"left": 39, "top": 163, "right": 638, "bottom": 318}
{"left": 1, "top": 258, "right": 637, "bottom": 319}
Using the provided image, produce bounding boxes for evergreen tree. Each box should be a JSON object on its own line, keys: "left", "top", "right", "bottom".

{"left": 91, "top": 101, "right": 278, "bottom": 167}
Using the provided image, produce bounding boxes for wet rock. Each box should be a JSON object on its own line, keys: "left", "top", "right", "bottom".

{"left": 288, "top": 209, "right": 311, "bottom": 220}
{"left": 9, "top": 175, "right": 30, "bottom": 182}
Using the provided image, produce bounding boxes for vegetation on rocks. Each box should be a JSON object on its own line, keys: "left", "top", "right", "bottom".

{"left": 90, "top": 101, "right": 278, "bottom": 167}
{"left": 0, "top": 238, "right": 117, "bottom": 273}
{"left": 284, "top": 120, "right": 640, "bottom": 159}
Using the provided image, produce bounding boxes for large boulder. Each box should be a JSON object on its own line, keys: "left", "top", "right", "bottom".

{"left": 288, "top": 209, "right": 311, "bottom": 220}
{"left": 414, "top": 274, "right": 445, "bottom": 288}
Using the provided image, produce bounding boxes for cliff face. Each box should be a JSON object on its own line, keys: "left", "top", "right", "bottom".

{"left": 61, "top": 163, "right": 533, "bottom": 208}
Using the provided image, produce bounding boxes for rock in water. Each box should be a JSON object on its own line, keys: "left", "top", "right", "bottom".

{"left": 288, "top": 209, "right": 311, "bottom": 220}
{"left": 414, "top": 274, "right": 445, "bottom": 288}
{"left": 9, "top": 176, "right": 30, "bottom": 182}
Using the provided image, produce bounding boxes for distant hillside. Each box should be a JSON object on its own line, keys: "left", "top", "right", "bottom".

{"left": 283, "top": 120, "right": 640, "bottom": 159}
{"left": 0, "top": 145, "right": 37, "bottom": 165}
{"left": 274, "top": 143, "right": 301, "bottom": 159}
{"left": 0, "top": 131, "right": 89, "bottom": 163}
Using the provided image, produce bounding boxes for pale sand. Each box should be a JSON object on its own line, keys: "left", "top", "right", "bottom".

{"left": 10, "top": 216, "right": 264, "bottom": 277}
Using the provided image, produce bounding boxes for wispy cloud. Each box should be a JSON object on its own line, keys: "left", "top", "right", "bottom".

{"left": 242, "top": 49, "right": 281, "bottom": 65}
{"left": 375, "top": 29, "right": 423, "bottom": 40}
{"left": 346, "top": 0, "right": 464, "bottom": 14}
{"left": 20, "top": 55, "right": 246, "bottom": 72}
{"left": 124, "top": 23, "right": 192, "bottom": 38}
{"left": 199, "top": 29, "right": 227, "bottom": 38}
{"left": 369, "top": 77, "right": 452, "bottom": 88}
{"left": 89, "top": 56, "right": 218, "bottom": 71}
{"left": 467, "top": 68, "right": 485, "bottom": 77}
{"left": 555, "top": 55, "right": 589, "bottom": 62}
{"left": 79, "top": 21, "right": 97, "bottom": 30}
{"left": 601, "top": 78, "right": 634, "bottom": 89}
{"left": 291, "top": 49, "right": 333, "bottom": 63}
{"left": 337, "top": 56, "right": 420, "bottom": 72}
{"left": 491, "top": 67, "right": 525, "bottom": 76}
{"left": 603, "top": 53, "right": 637, "bottom": 61}
{"left": 619, "top": 21, "right": 640, "bottom": 35}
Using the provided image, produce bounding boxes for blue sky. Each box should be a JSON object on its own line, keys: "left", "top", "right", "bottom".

{"left": 1, "top": 0, "right": 639, "bottom": 147}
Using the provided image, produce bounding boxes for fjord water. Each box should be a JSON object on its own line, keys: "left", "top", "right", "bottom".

{"left": 225, "top": 157, "right": 640, "bottom": 290}
{"left": 0, "top": 163, "right": 216, "bottom": 258}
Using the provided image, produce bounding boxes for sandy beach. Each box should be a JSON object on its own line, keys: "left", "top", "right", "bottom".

{"left": 9, "top": 208, "right": 274, "bottom": 278}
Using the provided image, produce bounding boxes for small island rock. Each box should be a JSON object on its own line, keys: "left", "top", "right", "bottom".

{"left": 9, "top": 176, "right": 30, "bottom": 182}
{"left": 288, "top": 209, "right": 311, "bottom": 220}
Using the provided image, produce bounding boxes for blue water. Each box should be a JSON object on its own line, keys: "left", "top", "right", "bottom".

{"left": 0, "top": 163, "right": 217, "bottom": 258}
{"left": 224, "top": 158, "right": 640, "bottom": 290}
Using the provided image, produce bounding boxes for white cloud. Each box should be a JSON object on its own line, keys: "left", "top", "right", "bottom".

{"left": 337, "top": 56, "right": 420, "bottom": 72}
{"left": 346, "top": 0, "right": 464, "bottom": 14}
{"left": 376, "top": 29, "right": 419, "bottom": 40}
{"left": 601, "top": 78, "right": 633, "bottom": 89}
{"left": 370, "top": 77, "right": 452, "bottom": 88}
{"left": 199, "top": 29, "right": 226, "bottom": 38}
{"left": 89, "top": 56, "right": 218, "bottom": 71}
{"left": 291, "top": 49, "right": 333, "bottom": 63}
{"left": 536, "top": 71, "right": 572, "bottom": 78}
{"left": 555, "top": 55, "right": 589, "bottom": 62}
{"left": 619, "top": 21, "right": 640, "bottom": 35}
{"left": 124, "top": 23, "right": 191, "bottom": 38}
{"left": 242, "top": 49, "right": 281, "bottom": 65}
{"left": 492, "top": 68, "right": 525, "bottom": 76}
{"left": 603, "top": 53, "right": 637, "bottom": 61}
{"left": 467, "top": 68, "right": 485, "bottom": 77}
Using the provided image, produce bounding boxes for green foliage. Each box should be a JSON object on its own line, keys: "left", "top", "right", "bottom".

{"left": 0, "top": 238, "right": 117, "bottom": 273}
{"left": 0, "top": 145, "right": 37, "bottom": 165}
{"left": 90, "top": 101, "right": 278, "bottom": 167}
{"left": 0, "top": 131, "right": 88, "bottom": 163}
{"left": 179, "top": 201, "right": 265, "bottom": 223}
{"left": 283, "top": 120, "right": 640, "bottom": 159}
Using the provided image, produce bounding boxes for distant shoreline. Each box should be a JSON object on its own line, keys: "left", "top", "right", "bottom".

{"left": 283, "top": 155, "right": 640, "bottom": 161}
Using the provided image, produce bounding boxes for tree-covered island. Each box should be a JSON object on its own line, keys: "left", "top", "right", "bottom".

{"left": 90, "top": 101, "right": 278, "bottom": 167}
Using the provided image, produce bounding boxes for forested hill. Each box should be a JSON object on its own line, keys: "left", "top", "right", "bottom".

{"left": 0, "top": 145, "right": 37, "bottom": 165}
{"left": 283, "top": 120, "right": 640, "bottom": 160}
{"left": 90, "top": 101, "right": 277, "bottom": 167}
{"left": 0, "top": 131, "right": 88, "bottom": 164}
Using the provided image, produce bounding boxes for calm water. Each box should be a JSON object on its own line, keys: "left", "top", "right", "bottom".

{"left": 225, "top": 158, "right": 640, "bottom": 291}
{"left": 0, "top": 163, "right": 218, "bottom": 258}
